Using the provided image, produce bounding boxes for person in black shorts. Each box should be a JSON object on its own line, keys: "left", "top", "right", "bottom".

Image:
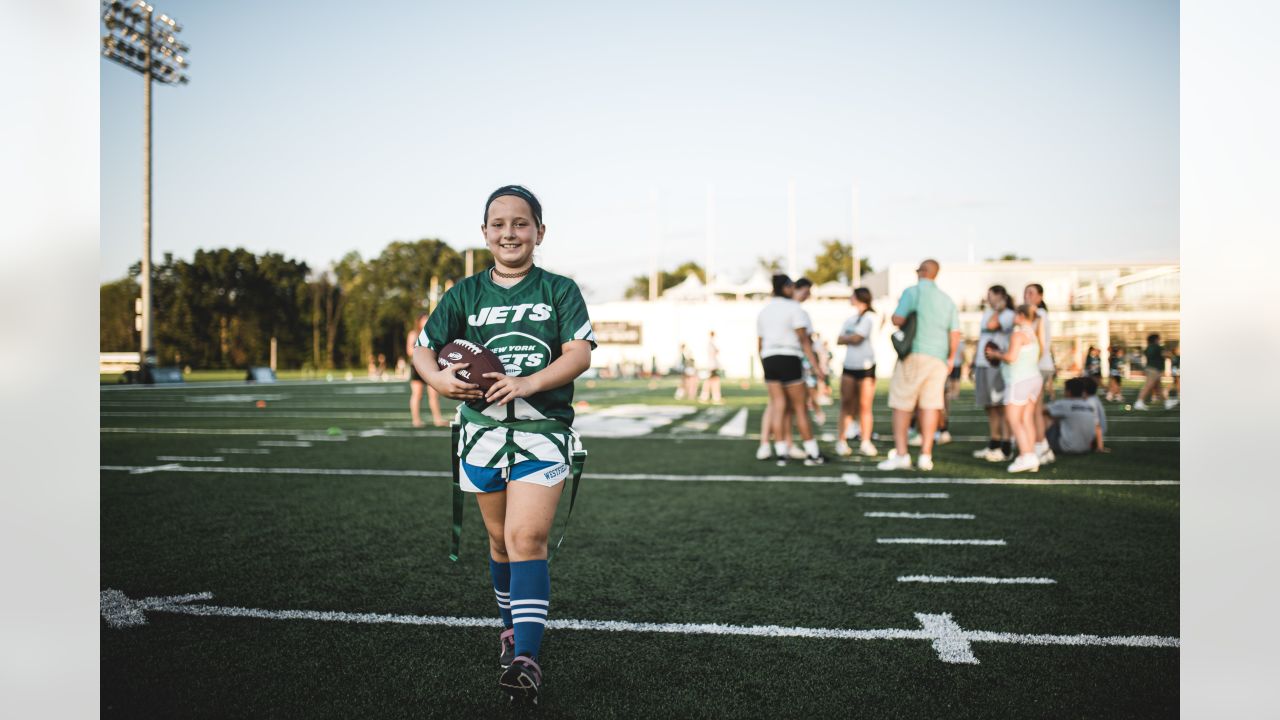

{"left": 1084, "top": 345, "right": 1103, "bottom": 381}
{"left": 756, "top": 274, "right": 828, "bottom": 466}
{"left": 1106, "top": 345, "right": 1126, "bottom": 402}
{"left": 835, "top": 287, "right": 879, "bottom": 457}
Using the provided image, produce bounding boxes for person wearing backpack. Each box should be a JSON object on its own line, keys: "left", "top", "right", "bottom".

{"left": 877, "top": 259, "right": 960, "bottom": 472}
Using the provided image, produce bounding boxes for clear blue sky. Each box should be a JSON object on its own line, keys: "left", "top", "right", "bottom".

{"left": 101, "top": 0, "right": 1178, "bottom": 300}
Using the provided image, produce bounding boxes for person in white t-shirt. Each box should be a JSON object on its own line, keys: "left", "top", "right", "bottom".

{"left": 971, "top": 286, "right": 1015, "bottom": 462}
{"left": 698, "top": 331, "right": 723, "bottom": 404}
{"left": 835, "top": 287, "right": 879, "bottom": 457}
{"left": 755, "top": 274, "right": 828, "bottom": 466}
{"left": 1025, "top": 283, "right": 1056, "bottom": 465}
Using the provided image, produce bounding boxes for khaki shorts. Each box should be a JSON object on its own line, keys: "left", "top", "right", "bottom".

{"left": 889, "top": 354, "right": 948, "bottom": 411}
{"left": 1144, "top": 367, "right": 1163, "bottom": 381}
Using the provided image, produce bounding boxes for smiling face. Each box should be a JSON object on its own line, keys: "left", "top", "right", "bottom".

{"left": 1023, "top": 284, "right": 1043, "bottom": 307}
{"left": 482, "top": 195, "right": 544, "bottom": 270}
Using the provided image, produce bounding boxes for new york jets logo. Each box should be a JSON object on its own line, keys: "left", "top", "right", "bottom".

{"left": 484, "top": 331, "right": 552, "bottom": 378}
{"left": 468, "top": 304, "right": 552, "bottom": 327}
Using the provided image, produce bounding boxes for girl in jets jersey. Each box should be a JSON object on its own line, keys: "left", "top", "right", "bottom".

{"left": 412, "top": 185, "right": 594, "bottom": 706}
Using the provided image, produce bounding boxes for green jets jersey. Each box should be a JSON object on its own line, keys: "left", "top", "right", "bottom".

{"left": 417, "top": 266, "right": 596, "bottom": 468}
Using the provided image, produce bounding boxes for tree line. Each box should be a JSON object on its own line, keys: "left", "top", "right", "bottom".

{"left": 100, "top": 240, "right": 490, "bottom": 370}
{"left": 101, "top": 238, "right": 870, "bottom": 370}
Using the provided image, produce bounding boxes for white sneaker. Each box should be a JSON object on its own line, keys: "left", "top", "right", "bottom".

{"left": 834, "top": 441, "right": 853, "bottom": 457}
{"left": 917, "top": 454, "right": 934, "bottom": 471}
{"left": 847, "top": 421, "right": 861, "bottom": 440}
{"left": 1007, "top": 453, "right": 1040, "bottom": 473}
{"left": 907, "top": 432, "right": 923, "bottom": 447}
{"left": 755, "top": 445, "right": 772, "bottom": 461}
{"left": 980, "top": 447, "right": 1008, "bottom": 463}
{"left": 876, "top": 450, "right": 913, "bottom": 471}
{"left": 814, "top": 410, "right": 827, "bottom": 425}
{"left": 1165, "top": 398, "right": 1179, "bottom": 410}
{"left": 1134, "top": 400, "right": 1149, "bottom": 411}
{"left": 1038, "top": 448, "right": 1056, "bottom": 465}
{"left": 789, "top": 445, "right": 808, "bottom": 460}
{"left": 858, "top": 441, "right": 878, "bottom": 457}
{"left": 973, "top": 446, "right": 993, "bottom": 459}
{"left": 935, "top": 431, "right": 952, "bottom": 445}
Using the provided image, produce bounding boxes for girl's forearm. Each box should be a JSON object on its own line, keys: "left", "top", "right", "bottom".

{"left": 527, "top": 345, "right": 591, "bottom": 394}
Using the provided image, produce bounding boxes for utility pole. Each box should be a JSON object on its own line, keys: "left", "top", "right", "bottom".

{"left": 705, "top": 184, "right": 716, "bottom": 301}
{"left": 648, "top": 190, "right": 660, "bottom": 302}
{"left": 787, "top": 179, "right": 798, "bottom": 279}
{"left": 850, "top": 184, "right": 860, "bottom": 288}
{"left": 101, "top": 0, "right": 190, "bottom": 374}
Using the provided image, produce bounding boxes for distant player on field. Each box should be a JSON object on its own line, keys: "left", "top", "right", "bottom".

{"left": 835, "top": 287, "right": 878, "bottom": 457}
{"left": 757, "top": 273, "right": 828, "bottom": 466}
{"left": 972, "top": 285, "right": 1015, "bottom": 462}
{"left": 412, "top": 185, "right": 595, "bottom": 706}
{"left": 1106, "top": 345, "right": 1127, "bottom": 402}
{"left": 407, "top": 313, "right": 446, "bottom": 427}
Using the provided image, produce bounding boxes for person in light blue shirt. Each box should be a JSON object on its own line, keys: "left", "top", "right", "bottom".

{"left": 877, "top": 259, "right": 961, "bottom": 472}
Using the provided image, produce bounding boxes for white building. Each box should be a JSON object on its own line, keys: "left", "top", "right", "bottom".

{"left": 587, "top": 261, "right": 1179, "bottom": 379}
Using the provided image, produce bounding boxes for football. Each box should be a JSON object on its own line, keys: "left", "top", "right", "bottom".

{"left": 437, "top": 339, "right": 506, "bottom": 392}
{"left": 984, "top": 340, "right": 1002, "bottom": 366}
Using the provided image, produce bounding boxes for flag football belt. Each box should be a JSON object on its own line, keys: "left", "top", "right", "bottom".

{"left": 449, "top": 404, "right": 587, "bottom": 563}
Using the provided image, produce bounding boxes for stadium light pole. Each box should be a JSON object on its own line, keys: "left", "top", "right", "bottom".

{"left": 101, "top": 0, "right": 190, "bottom": 371}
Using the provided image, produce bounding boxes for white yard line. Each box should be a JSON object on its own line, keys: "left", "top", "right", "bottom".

{"left": 857, "top": 492, "right": 950, "bottom": 499}
{"left": 98, "top": 464, "right": 842, "bottom": 483}
{"left": 898, "top": 575, "right": 1056, "bottom": 584}
{"left": 257, "top": 440, "right": 313, "bottom": 448}
{"left": 214, "top": 448, "right": 271, "bottom": 455}
{"left": 156, "top": 456, "right": 223, "bottom": 462}
{"left": 717, "top": 408, "right": 749, "bottom": 437}
{"left": 99, "top": 589, "right": 1176, "bottom": 665}
{"left": 877, "top": 538, "right": 1006, "bottom": 546}
{"left": 865, "top": 512, "right": 976, "bottom": 520}
{"left": 104, "top": 411, "right": 408, "bottom": 419}
{"left": 126, "top": 463, "right": 182, "bottom": 475}
{"left": 100, "top": 465, "right": 442, "bottom": 478}
{"left": 848, "top": 475, "right": 1179, "bottom": 486}
{"left": 98, "top": 464, "right": 1180, "bottom": 487}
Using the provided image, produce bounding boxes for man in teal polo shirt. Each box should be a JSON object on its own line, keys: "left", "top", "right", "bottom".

{"left": 877, "top": 259, "right": 960, "bottom": 471}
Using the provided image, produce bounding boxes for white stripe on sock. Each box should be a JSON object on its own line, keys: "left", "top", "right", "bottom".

{"left": 513, "top": 617, "right": 547, "bottom": 625}
{"left": 510, "top": 599, "right": 550, "bottom": 607}
{"left": 494, "top": 590, "right": 510, "bottom": 597}
{"left": 511, "top": 608, "right": 548, "bottom": 617}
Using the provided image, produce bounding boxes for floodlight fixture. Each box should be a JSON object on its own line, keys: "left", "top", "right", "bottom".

{"left": 101, "top": 0, "right": 191, "bottom": 370}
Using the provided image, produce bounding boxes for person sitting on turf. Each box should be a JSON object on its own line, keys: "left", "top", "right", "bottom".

{"left": 1044, "top": 377, "right": 1109, "bottom": 455}
{"left": 1079, "top": 376, "right": 1109, "bottom": 443}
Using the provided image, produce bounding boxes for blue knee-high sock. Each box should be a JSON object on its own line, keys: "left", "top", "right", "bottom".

{"left": 509, "top": 559, "right": 550, "bottom": 659}
{"left": 490, "top": 557, "right": 513, "bottom": 628}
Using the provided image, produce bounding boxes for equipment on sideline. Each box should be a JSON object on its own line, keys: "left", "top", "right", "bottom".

{"left": 246, "top": 366, "right": 276, "bottom": 383}
{"left": 437, "top": 339, "right": 505, "bottom": 392}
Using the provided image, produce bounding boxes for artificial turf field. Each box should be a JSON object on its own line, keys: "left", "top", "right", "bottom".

{"left": 100, "top": 376, "right": 1179, "bottom": 718}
